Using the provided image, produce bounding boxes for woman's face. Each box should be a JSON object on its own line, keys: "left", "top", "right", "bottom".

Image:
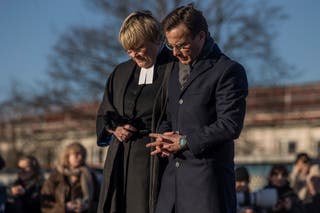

{"left": 127, "top": 41, "right": 160, "bottom": 68}
{"left": 68, "top": 151, "right": 83, "bottom": 169}
{"left": 18, "top": 159, "right": 35, "bottom": 182}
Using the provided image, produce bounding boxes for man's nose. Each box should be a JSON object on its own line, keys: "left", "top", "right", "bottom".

{"left": 173, "top": 47, "right": 181, "bottom": 56}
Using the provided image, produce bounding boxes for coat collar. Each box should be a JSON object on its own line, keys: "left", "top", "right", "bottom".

{"left": 180, "top": 37, "right": 222, "bottom": 93}
{"left": 117, "top": 60, "right": 136, "bottom": 116}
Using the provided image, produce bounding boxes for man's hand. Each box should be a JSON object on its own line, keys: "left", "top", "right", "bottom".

{"left": 11, "top": 185, "right": 25, "bottom": 196}
{"left": 107, "top": 124, "right": 137, "bottom": 142}
{"left": 147, "top": 132, "right": 183, "bottom": 156}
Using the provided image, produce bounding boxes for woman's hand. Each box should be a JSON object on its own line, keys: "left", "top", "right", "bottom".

{"left": 108, "top": 124, "right": 137, "bottom": 142}
{"left": 66, "top": 201, "right": 77, "bottom": 212}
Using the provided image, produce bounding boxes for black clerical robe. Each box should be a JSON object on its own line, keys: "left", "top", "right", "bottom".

{"left": 96, "top": 48, "right": 173, "bottom": 213}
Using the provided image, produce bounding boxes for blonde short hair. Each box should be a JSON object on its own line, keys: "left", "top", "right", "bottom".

{"left": 119, "top": 11, "right": 163, "bottom": 50}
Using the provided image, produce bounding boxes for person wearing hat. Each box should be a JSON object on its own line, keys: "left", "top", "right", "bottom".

{"left": 235, "top": 167, "right": 255, "bottom": 213}
{"left": 236, "top": 166, "right": 250, "bottom": 193}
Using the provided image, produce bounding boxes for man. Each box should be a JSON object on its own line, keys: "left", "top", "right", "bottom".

{"left": 147, "top": 5, "right": 248, "bottom": 213}
{"left": 235, "top": 166, "right": 251, "bottom": 194}
{"left": 235, "top": 167, "right": 256, "bottom": 213}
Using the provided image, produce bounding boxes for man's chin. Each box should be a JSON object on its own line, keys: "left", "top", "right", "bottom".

{"left": 178, "top": 58, "right": 191, "bottom": 65}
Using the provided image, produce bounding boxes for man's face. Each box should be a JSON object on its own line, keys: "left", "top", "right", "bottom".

{"left": 18, "top": 159, "right": 35, "bottom": 181}
{"left": 269, "top": 170, "right": 287, "bottom": 187}
{"left": 165, "top": 23, "right": 205, "bottom": 64}
{"left": 127, "top": 41, "right": 160, "bottom": 68}
{"left": 236, "top": 180, "right": 249, "bottom": 192}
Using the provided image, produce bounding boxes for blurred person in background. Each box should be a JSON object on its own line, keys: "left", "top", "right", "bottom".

{"left": 5, "top": 155, "right": 44, "bottom": 213}
{"left": 264, "top": 164, "right": 303, "bottom": 213}
{"left": 41, "top": 142, "right": 100, "bottom": 213}
{"left": 236, "top": 166, "right": 251, "bottom": 194}
{"left": 289, "top": 152, "right": 320, "bottom": 203}
{"left": 302, "top": 163, "right": 320, "bottom": 213}
{"left": 96, "top": 10, "right": 173, "bottom": 213}
{"left": 290, "top": 153, "right": 310, "bottom": 202}
{"left": 235, "top": 166, "right": 256, "bottom": 213}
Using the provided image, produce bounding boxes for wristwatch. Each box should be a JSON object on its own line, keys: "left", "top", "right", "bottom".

{"left": 179, "top": 135, "right": 188, "bottom": 150}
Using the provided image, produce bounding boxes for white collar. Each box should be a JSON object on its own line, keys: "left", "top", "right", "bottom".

{"left": 138, "top": 65, "right": 154, "bottom": 85}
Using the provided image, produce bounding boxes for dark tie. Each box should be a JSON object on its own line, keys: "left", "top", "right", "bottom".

{"left": 179, "top": 62, "right": 190, "bottom": 89}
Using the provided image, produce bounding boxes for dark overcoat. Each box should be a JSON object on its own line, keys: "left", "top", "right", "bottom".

{"left": 155, "top": 39, "right": 248, "bottom": 213}
{"left": 96, "top": 48, "right": 173, "bottom": 213}
{"left": 5, "top": 178, "right": 43, "bottom": 213}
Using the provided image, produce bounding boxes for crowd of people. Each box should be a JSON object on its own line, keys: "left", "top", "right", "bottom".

{"left": 1, "top": 151, "right": 319, "bottom": 213}
{"left": 236, "top": 153, "right": 320, "bottom": 213}
{"left": 0, "top": 142, "right": 100, "bottom": 213}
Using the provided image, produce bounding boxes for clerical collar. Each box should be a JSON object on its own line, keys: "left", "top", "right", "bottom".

{"left": 138, "top": 65, "right": 154, "bottom": 85}
{"left": 137, "top": 44, "right": 164, "bottom": 85}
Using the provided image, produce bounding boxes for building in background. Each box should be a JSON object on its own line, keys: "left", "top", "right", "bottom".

{"left": 0, "top": 102, "right": 105, "bottom": 169}
{"left": 236, "top": 82, "right": 320, "bottom": 164}
{"left": 1, "top": 83, "right": 320, "bottom": 170}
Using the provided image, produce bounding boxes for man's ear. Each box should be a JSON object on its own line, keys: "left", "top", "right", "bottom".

{"left": 199, "top": 31, "right": 206, "bottom": 41}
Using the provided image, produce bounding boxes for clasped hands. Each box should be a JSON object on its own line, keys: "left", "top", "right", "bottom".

{"left": 107, "top": 124, "right": 137, "bottom": 142}
{"left": 146, "top": 132, "right": 183, "bottom": 157}
{"left": 107, "top": 126, "right": 184, "bottom": 157}
{"left": 66, "top": 199, "right": 89, "bottom": 213}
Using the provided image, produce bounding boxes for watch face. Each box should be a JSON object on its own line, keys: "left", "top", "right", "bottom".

{"left": 179, "top": 137, "right": 186, "bottom": 146}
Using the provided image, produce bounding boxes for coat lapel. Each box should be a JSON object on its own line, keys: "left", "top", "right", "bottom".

{"left": 180, "top": 42, "right": 222, "bottom": 94}
{"left": 180, "top": 59, "right": 214, "bottom": 94}
{"left": 116, "top": 61, "right": 137, "bottom": 116}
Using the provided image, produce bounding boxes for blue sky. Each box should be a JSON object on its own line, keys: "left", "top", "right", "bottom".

{"left": 272, "top": 0, "right": 320, "bottom": 84}
{"left": 0, "top": 0, "right": 319, "bottom": 101}
{"left": 0, "top": 0, "right": 104, "bottom": 101}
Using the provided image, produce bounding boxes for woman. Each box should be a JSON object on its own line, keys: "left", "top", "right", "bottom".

{"left": 5, "top": 155, "right": 44, "bottom": 213}
{"left": 41, "top": 142, "right": 99, "bottom": 213}
{"left": 96, "top": 11, "right": 173, "bottom": 213}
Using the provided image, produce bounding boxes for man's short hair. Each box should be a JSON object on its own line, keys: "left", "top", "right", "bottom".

{"left": 162, "top": 4, "right": 208, "bottom": 39}
{"left": 269, "top": 164, "right": 289, "bottom": 177}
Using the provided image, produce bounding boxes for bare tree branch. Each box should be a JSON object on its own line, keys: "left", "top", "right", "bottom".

{"left": 47, "top": 0, "right": 290, "bottom": 101}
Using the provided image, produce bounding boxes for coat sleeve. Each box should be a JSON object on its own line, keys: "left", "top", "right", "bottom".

{"left": 187, "top": 62, "right": 248, "bottom": 155}
{"left": 96, "top": 71, "right": 118, "bottom": 146}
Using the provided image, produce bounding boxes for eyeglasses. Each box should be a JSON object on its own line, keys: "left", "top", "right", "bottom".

{"left": 165, "top": 41, "right": 191, "bottom": 51}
